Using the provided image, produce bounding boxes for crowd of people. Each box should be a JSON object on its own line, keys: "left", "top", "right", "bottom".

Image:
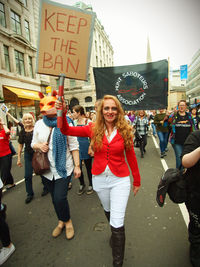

{"left": 0, "top": 94, "right": 200, "bottom": 266}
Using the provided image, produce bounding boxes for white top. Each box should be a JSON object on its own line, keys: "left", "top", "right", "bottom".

{"left": 31, "top": 119, "right": 79, "bottom": 180}
{"left": 0, "top": 178, "right": 3, "bottom": 189}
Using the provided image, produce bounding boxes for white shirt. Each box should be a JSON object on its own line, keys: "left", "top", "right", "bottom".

{"left": 0, "top": 178, "right": 3, "bottom": 189}
{"left": 31, "top": 119, "right": 79, "bottom": 180}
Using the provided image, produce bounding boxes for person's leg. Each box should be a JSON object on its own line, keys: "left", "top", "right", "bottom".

{"left": 40, "top": 176, "right": 49, "bottom": 196}
{"left": 163, "top": 132, "right": 169, "bottom": 152}
{"left": 151, "top": 123, "right": 157, "bottom": 136}
{"left": 139, "top": 138, "right": 144, "bottom": 158}
{"left": 110, "top": 176, "right": 131, "bottom": 267}
{"left": 157, "top": 131, "right": 165, "bottom": 154}
{"left": 24, "top": 152, "right": 34, "bottom": 203}
{"left": 186, "top": 197, "right": 200, "bottom": 267}
{"left": 143, "top": 134, "right": 147, "bottom": 152}
{"left": 172, "top": 144, "right": 183, "bottom": 169}
{"left": 77, "top": 160, "right": 85, "bottom": 195}
{"left": 0, "top": 154, "right": 14, "bottom": 186}
{"left": 84, "top": 158, "right": 93, "bottom": 186}
{"left": 52, "top": 177, "right": 74, "bottom": 239}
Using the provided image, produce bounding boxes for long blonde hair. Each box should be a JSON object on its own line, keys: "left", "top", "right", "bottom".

{"left": 90, "top": 95, "right": 133, "bottom": 151}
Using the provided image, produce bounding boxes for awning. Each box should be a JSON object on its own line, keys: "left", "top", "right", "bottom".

{"left": 3, "top": 86, "right": 41, "bottom": 107}
{"left": 4, "top": 86, "right": 41, "bottom": 101}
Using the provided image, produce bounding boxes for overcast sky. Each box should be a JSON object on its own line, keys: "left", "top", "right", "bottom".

{"left": 52, "top": 0, "right": 200, "bottom": 69}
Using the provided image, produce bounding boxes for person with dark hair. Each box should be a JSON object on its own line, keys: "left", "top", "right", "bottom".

{"left": 182, "top": 130, "right": 200, "bottom": 267}
{"left": 168, "top": 100, "right": 195, "bottom": 170}
{"left": 72, "top": 105, "right": 93, "bottom": 195}
{"left": 0, "top": 178, "right": 15, "bottom": 265}
{"left": 56, "top": 95, "right": 141, "bottom": 267}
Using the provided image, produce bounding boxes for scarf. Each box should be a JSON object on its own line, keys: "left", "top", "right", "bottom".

{"left": 43, "top": 116, "right": 67, "bottom": 178}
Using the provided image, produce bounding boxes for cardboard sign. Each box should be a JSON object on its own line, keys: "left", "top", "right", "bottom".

{"left": 37, "top": 0, "right": 95, "bottom": 81}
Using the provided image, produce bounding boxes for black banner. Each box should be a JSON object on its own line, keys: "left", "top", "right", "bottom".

{"left": 93, "top": 59, "right": 168, "bottom": 110}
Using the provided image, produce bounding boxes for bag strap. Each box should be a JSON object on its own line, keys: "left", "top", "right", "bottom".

{"left": 47, "top": 127, "right": 53, "bottom": 144}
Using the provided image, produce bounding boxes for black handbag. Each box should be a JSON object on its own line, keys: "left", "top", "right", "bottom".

{"left": 32, "top": 128, "right": 52, "bottom": 175}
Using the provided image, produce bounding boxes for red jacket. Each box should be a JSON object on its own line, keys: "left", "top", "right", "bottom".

{"left": 61, "top": 114, "right": 141, "bottom": 186}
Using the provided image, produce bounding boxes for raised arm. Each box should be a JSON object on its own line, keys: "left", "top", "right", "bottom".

{"left": 61, "top": 111, "right": 92, "bottom": 138}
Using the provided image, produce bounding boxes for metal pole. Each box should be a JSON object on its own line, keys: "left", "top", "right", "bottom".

{"left": 57, "top": 74, "right": 66, "bottom": 128}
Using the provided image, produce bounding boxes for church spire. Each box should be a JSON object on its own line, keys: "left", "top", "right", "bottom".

{"left": 146, "top": 36, "right": 152, "bottom": 63}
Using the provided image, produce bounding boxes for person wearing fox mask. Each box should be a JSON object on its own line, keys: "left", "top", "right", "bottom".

{"left": 31, "top": 91, "right": 81, "bottom": 239}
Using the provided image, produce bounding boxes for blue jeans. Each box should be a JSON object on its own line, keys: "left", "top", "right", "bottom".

{"left": 172, "top": 143, "right": 183, "bottom": 169}
{"left": 24, "top": 151, "right": 34, "bottom": 196}
{"left": 157, "top": 131, "right": 169, "bottom": 153}
{"left": 43, "top": 176, "right": 71, "bottom": 222}
{"left": 151, "top": 123, "right": 157, "bottom": 136}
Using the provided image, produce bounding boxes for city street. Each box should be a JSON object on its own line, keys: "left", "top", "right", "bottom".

{"left": 2, "top": 135, "right": 191, "bottom": 267}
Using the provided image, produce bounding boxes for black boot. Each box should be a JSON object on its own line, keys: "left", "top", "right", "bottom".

{"left": 189, "top": 231, "right": 200, "bottom": 267}
{"left": 104, "top": 210, "right": 110, "bottom": 222}
{"left": 111, "top": 225, "right": 125, "bottom": 267}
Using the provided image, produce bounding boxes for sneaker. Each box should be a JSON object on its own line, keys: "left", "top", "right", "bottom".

{"left": 41, "top": 189, "right": 49, "bottom": 197}
{"left": 77, "top": 185, "right": 85, "bottom": 195}
{"left": 86, "top": 186, "right": 93, "bottom": 195}
{"left": 0, "top": 243, "right": 15, "bottom": 265}
{"left": 160, "top": 152, "right": 166, "bottom": 158}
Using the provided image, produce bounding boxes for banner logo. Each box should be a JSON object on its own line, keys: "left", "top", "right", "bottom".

{"left": 115, "top": 71, "right": 148, "bottom": 106}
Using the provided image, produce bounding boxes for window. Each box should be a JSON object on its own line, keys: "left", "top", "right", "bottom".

{"left": 24, "top": 20, "right": 30, "bottom": 41}
{"left": 70, "top": 79, "right": 76, "bottom": 88}
{"left": 85, "top": 96, "right": 92, "bottom": 103}
{"left": 0, "top": 2, "right": 6, "bottom": 27}
{"left": 15, "top": 50, "right": 25, "bottom": 75}
{"left": 29, "top": 56, "right": 33, "bottom": 78}
{"left": 4, "top": 45, "right": 10, "bottom": 72}
{"left": 21, "top": 0, "right": 27, "bottom": 7}
{"left": 11, "top": 10, "right": 21, "bottom": 35}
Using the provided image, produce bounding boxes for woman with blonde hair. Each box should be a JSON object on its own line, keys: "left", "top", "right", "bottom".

{"left": 56, "top": 95, "right": 141, "bottom": 267}
{"left": 17, "top": 113, "right": 36, "bottom": 204}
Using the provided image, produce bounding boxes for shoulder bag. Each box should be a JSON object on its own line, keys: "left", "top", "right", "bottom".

{"left": 32, "top": 128, "right": 52, "bottom": 175}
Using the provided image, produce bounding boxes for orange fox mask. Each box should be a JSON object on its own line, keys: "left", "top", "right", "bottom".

{"left": 39, "top": 90, "right": 58, "bottom": 117}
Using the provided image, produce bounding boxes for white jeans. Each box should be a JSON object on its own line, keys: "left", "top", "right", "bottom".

{"left": 93, "top": 171, "right": 131, "bottom": 228}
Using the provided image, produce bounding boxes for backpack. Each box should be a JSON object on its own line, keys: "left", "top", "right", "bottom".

{"left": 156, "top": 168, "right": 188, "bottom": 207}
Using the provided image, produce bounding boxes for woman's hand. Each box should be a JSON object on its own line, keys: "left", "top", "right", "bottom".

{"left": 17, "top": 160, "right": 22, "bottom": 167}
{"left": 55, "top": 97, "right": 66, "bottom": 113}
{"left": 133, "top": 185, "right": 140, "bottom": 196}
{"left": 39, "top": 142, "right": 49, "bottom": 153}
{"left": 73, "top": 166, "right": 81, "bottom": 179}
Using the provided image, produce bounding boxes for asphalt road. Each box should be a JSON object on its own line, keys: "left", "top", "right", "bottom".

{"left": 1, "top": 135, "right": 191, "bottom": 267}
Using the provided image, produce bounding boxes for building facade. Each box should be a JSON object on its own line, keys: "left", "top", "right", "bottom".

{"left": 0, "top": 0, "right": 113, "bottom": 117}
{"left": 168, "top": 69, "right": 186, "bottom": 110}
{"left": 0, "top": 0, "right": 50, "bottom": 118}
{"left": 186, "top": 48, "right": 200, "bottom": 106}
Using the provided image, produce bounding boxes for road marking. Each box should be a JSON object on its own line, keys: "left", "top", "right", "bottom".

{"left": 152, "top": 135, "right": 189, "bottom": 227}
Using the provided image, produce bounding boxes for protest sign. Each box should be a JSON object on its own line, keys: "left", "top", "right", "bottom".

{"left": 37, "top": 0, "right": 95, "bottom": 80}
